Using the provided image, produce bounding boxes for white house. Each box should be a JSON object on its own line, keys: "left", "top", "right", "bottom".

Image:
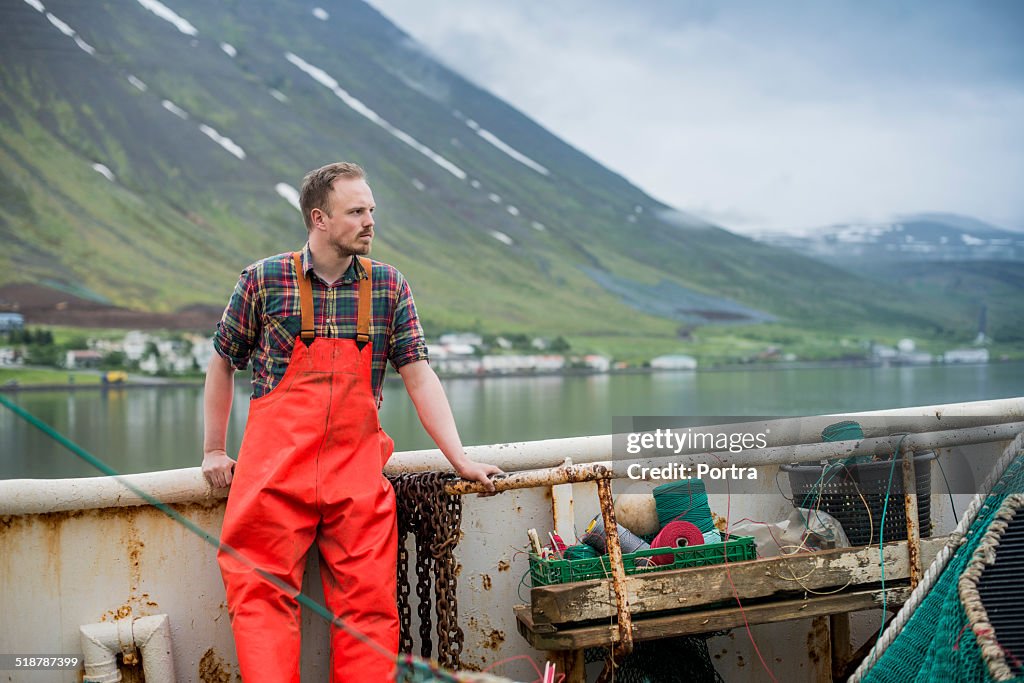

{"left": 481, "top": 354, "right": 565, "bottom": 374}
{"left": 65, "top": 350, "right": 103, "bottom": 369}
{"left": 650, "top": 355, "right": 697, "bottom": 370}
{"left": 440, "top": 343, "right": 477, "bottom": 357}
{"left": 431, "top": 357, "right": 483, "bottom": 375}
{"left": 122, "top": 331, "right": 150, "bottom": 361}
{"left": 189, "top": 335, "right": 214, "bottom": 370}
{"left": 944, "top": 348, "right": 989, "bottom": 364}
{"left": 533, "top": 355, "right": 566, "bottom": 372}
{"left": 0, "top": 347, "right": 22, "bottom": 366}
{"left": 438, "top": 333, "right": 483, "bottom": 348}
{"left": 0, "top": 313, "right": 24, "bottom": 332}
{"left": 895, "top": 351, "right": 934, "bottom": 366}
{"left": 871, "top": 345, "right": 897, "bottom": 360}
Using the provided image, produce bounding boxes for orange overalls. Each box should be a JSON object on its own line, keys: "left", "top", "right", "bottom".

{"left": 218, "top": 253, "right": 398, "bottom": 682}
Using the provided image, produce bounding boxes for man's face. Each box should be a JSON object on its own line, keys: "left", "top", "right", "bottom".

{"left": 320, "top": 177, "right": 375, "bottom": 258}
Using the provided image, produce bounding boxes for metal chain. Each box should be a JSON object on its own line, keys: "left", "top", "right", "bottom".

{"left": 388, "top": 472, "right": 465, "bottom": 670}
{"left": 394, "top": 479, "right": 416, "bottom": 655}
{"left": 415, "top": 504, "right": 435, "bottom": 658}
{"left": 432, "top": 473, "right": 464, "bottom": 668}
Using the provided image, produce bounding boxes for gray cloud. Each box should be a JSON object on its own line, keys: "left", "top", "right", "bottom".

{"left": 368, "top": 0, "right": 1024, "bottom": 233}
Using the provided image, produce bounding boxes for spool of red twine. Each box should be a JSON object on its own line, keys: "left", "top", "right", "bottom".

{"left": 649, "top": 521, "right": 705, "bottom": 566}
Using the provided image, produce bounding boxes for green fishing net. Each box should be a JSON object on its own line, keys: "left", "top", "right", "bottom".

{"left": 861, "top": 441, "right": 1024, "bottom": 682}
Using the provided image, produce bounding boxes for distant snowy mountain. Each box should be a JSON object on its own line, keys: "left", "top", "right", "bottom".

{"left": 757, "top": 214, "right": 1024, "bottom": 263}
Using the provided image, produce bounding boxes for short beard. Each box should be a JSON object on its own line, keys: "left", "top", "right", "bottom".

{"left": 328, "top": 236, "right": 371, "bottom": 258}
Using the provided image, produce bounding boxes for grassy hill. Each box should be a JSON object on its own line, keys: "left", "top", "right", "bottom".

{"left": 0, "top": 0, "right": 1001, "bottom": 356}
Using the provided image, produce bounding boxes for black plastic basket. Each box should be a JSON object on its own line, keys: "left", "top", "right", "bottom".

{"left": 781, "top": 451, "right": 936, "bottom": 547}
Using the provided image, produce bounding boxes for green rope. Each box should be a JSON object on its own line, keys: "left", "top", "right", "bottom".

{"left": 874, "top": 435, "right": 908, "bottom": 655}
{"left": 653, "top": 479, "right": 715, "bottom": 533}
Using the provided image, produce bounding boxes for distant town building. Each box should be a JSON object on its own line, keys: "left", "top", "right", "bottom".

{"left": 872, "top": 342, "right": 935, "bottom": 366}
{"left": 944, "top": 348, "right": 990, "bottom": 364}
{"left": 441, "top": 343, "right": 477, "bottom": 357}
{"left": 871, "top": 345, "right": 897, "bottom": 360}
{"left": 650, "top": 355, "right": 698, "bottom": 370}
{"left": 65, "top": 350, "right": 103, "bottom": 369}
{"left": 122, "top": 331, "right": 150, "bottom": 361}
{"left": 191, "top": 336, "right": 214, "bottom": 370}
{"left": 426, "top": 345, "right": 449, "bottom": 360}
{"left": 482, "top": 354, "right": 565, "bottom": 374}
{"left": 532, "top": 355, "right": 567, "bottom": 372}
{"left": 0, "top": 313, "right": 25, "bottom": 332}
{"left": 430, "top": 356, "right": 483, "bottom": 375}
{"left": 438, "top": 333, "right": 483, "bottom": 348}
{"left": 895, "top": 351, "right": 933, "bottom": 366}
{"left": 139, "top": 355, "right": 160, "bottom": 374}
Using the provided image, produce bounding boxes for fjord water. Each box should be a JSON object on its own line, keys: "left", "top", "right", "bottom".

{"left": 2, "top": 363, "right": 1022, "bottom": 479}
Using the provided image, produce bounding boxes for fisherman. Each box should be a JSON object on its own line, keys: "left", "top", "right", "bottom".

{"left": 201, "top": 161, "right": 501, "bottom": 682}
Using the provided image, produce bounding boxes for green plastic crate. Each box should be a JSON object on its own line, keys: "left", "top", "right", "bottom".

{"left": 529, "top": 534, "right": 757, "bottom": 587}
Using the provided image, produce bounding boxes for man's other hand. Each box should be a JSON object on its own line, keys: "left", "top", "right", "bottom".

{"left": 455, "top": 461, "right": 504, "bottom": 496}
{"left": 203, "top": 450, "right": 237, "bottom": 489}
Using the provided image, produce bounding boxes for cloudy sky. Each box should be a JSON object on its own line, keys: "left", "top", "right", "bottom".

{"left": 367, "top": 0, "right": 1024, "bottom": 234}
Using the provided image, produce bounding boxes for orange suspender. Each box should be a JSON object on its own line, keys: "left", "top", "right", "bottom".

{"left": 293, "top": 252, "right": 315, "bottom": 343}
{"left": 292, "top": 252, "right": 373, "bottom": 345}
{"left": 355, "top": 257, "right": 372, "bottom": 345}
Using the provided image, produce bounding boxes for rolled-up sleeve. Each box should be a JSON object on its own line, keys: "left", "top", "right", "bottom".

{"left": 388, "top": 275, "right": 428, "bottom": 371}
{"left": 213, "top": 268, "right": 260, "bottom": 370}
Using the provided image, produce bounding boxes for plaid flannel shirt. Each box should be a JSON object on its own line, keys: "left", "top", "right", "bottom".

{"left": 213, "top": 244, "right": 428, "bottom": 401}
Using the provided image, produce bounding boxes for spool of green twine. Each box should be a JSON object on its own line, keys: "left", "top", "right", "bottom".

{"left": 563, "top": 544, "right": 599, "bottom": 560}
{"left": 652, "top": 480, "right": 715, "bottom": 534}
{"left": 822, "top": 420, "right": 864, "bottom": 442}
{"left": 823, "top": 420, "right": 871, "bottom": 465}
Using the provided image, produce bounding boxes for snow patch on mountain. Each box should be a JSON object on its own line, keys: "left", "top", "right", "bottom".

{"left": 136, "top": 0, "right": 198, "bottom": 36}
{"left": 161, "top": 100, "right": 188, "bottom": 119}
{"left": 275, "top": 183, "right": 300, "bottom": 212}
{"left": 285, "top": 52, "right": 467, "bottom": 180}
{"left": 463, "top": 117, "right": 549, "bottom": 176}
{"left": 91, "top": 163, "right": 115, "bottom": 182}
{"left": 199, "top": 124, "right": 245, "bottom": 160}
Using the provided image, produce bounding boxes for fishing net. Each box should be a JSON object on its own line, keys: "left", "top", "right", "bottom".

{"left": 856, "top": 432, "right": 1024, "bottom": 682}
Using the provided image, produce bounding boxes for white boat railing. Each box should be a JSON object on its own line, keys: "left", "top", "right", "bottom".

{"left": 2, "top": 397, "right": 1022, "bottom": 514}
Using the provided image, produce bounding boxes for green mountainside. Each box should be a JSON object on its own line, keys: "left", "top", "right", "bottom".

{"left": 0, "top": 0, "right": 995, "bottom": 357}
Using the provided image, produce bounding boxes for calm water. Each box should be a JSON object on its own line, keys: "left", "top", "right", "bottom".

{"left": 2, "top": 363, "right": 1022, "bottom": 479}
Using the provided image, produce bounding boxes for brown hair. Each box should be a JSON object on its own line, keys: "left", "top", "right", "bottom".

{"left": 299, "top": 162, "right": 366, "bottom": 231}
